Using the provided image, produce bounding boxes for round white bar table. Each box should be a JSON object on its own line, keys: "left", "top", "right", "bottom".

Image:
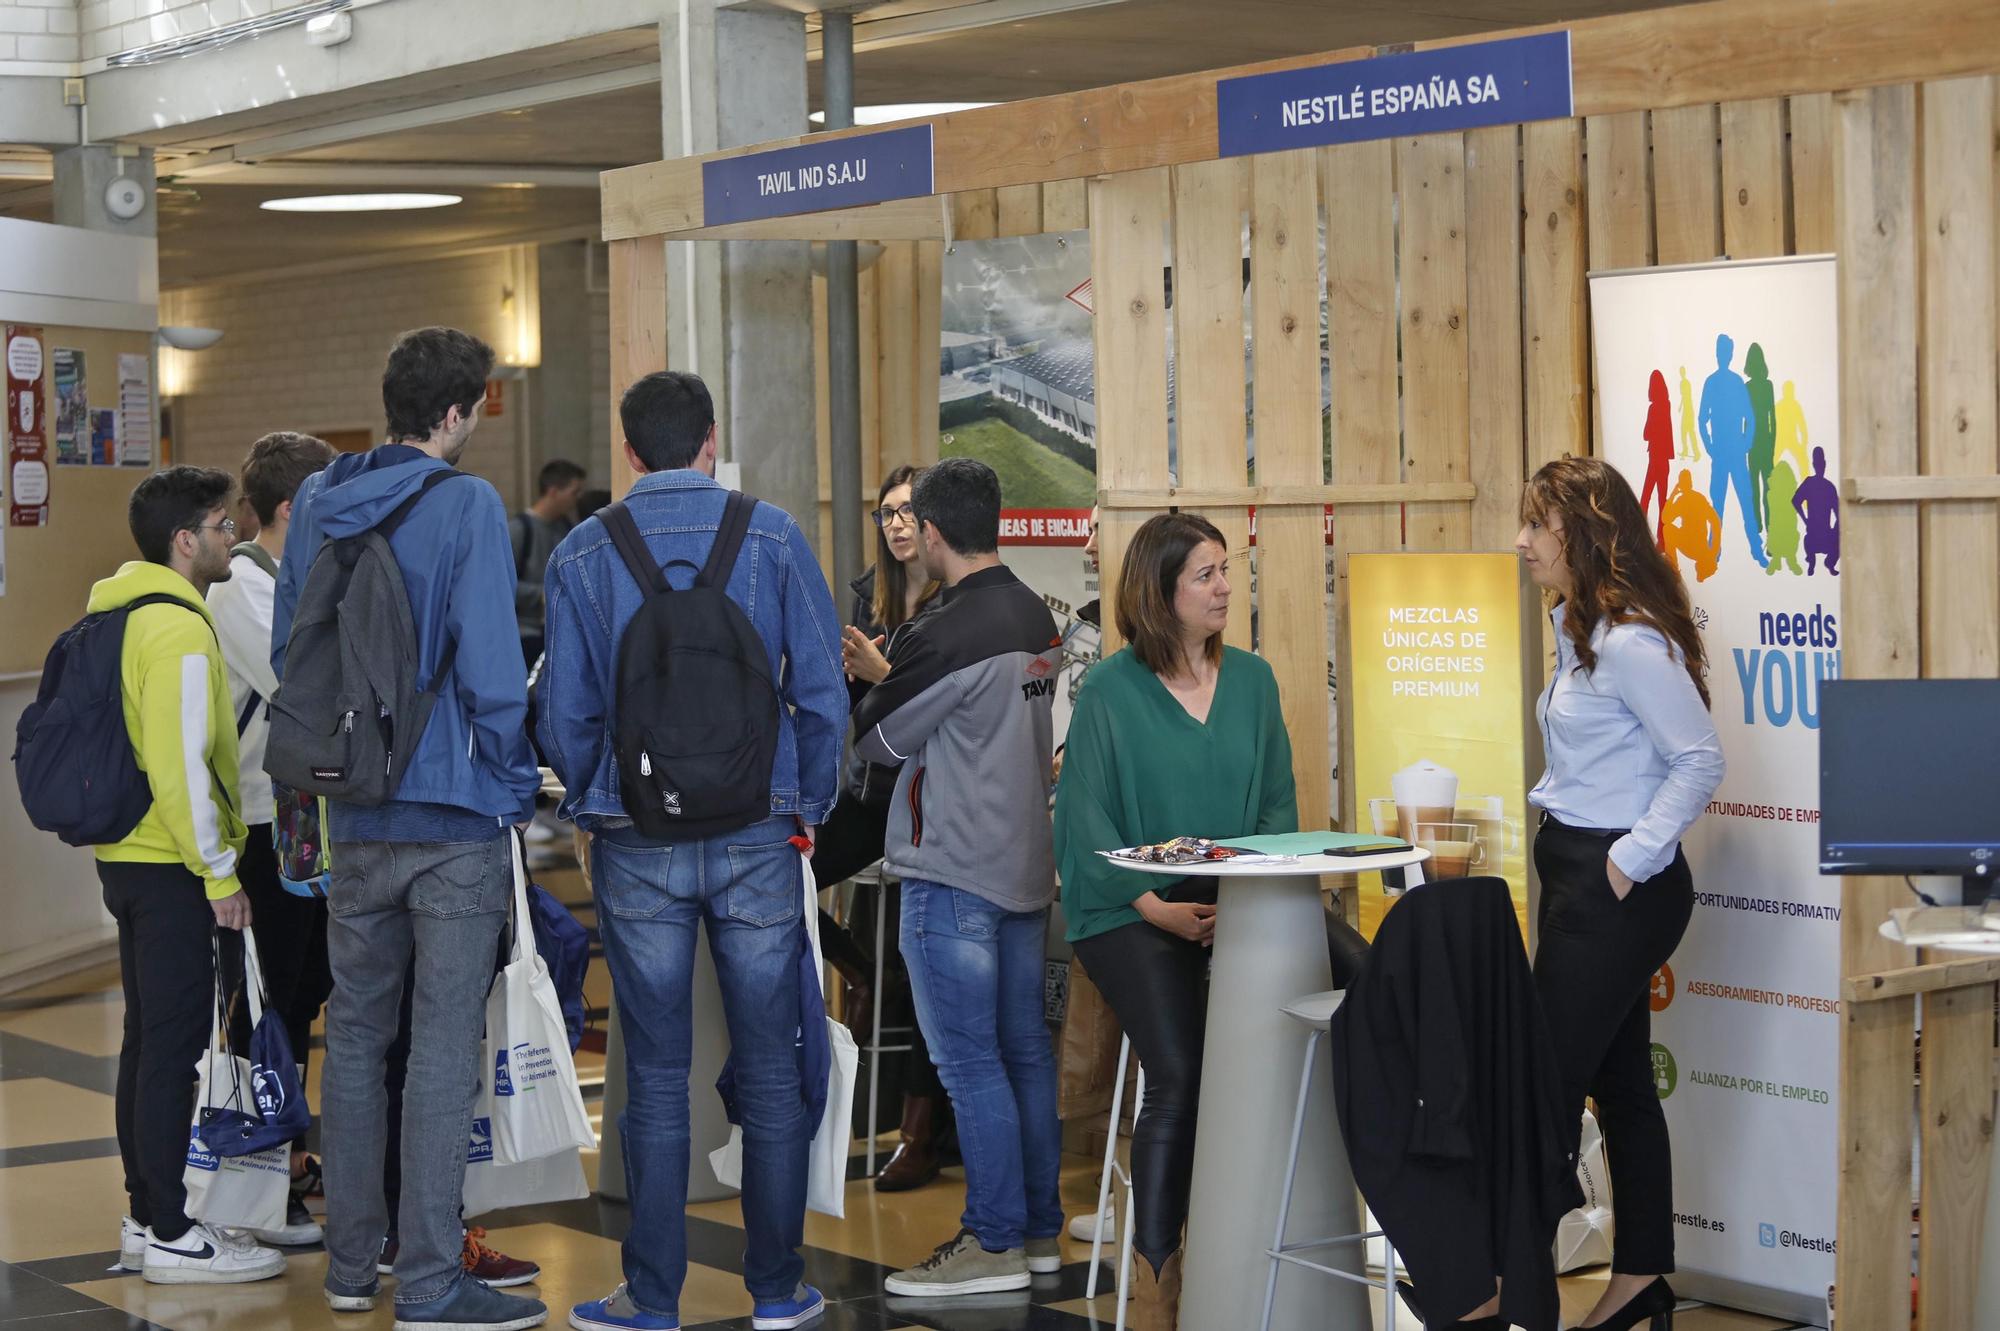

{"left": 1107, "top": 847, "right": 1430, "bottom": 1331}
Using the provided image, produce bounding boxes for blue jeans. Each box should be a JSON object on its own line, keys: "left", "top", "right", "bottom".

{"left": 592, "top": 816, "right": 810, "bottom": 1319}
{"left": 900, "top": 878, "right": 1063, "bottom": 1251}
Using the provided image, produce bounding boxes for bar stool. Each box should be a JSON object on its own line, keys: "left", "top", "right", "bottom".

{"left": 831, "top": 863, "right": 915, "bottom": 1176}
{"left": 1258, "top": 989, "right": 1400, "bottom": 1331}
{"left": 1083, "top": 1033, "right": 1145, "bottom": 1329}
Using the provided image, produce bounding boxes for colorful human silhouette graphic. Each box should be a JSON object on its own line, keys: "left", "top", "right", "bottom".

{"left": 1792, "top": 445, "right": 1840, "bottom": 576}
{"left": 1744, "top": 342, "right": 1777, "bottom": 536}
{"left": 1698, "top": 333, "right": 1767, "bottom": 566}
{"left": 1662, "top": 467, "right": 1722, "bottom": 582}
{"left": 1678, "top": 365, "right": 1701, "bottom": 460}
{"left": 1641, "top": 369, "right": 1674, "bottom": 546}
{"left": 1765, "top": 461, "right": 1803, "bottom": 575}
{"left": 1774, "top": 380, "right": 1808, "bottom": 479}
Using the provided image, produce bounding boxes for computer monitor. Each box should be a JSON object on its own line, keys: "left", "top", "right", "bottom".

{"left": 1820, "top": 680, "right": 2000, "bottom": 905}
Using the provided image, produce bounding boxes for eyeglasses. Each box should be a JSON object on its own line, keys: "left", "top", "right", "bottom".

{"left": 191, "top": 519, "right": 238, "bottom": 539}
{"left": 871, "top": 503, "right": 916, "bottom": 529}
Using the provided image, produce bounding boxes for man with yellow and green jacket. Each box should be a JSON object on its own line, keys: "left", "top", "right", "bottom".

{"left": 92, "top": 465, "right": 286, "bottom": 1287}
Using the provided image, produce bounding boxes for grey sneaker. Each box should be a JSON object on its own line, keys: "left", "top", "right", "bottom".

{"left": 1025, "top": 1236, "right": 1062, "bottom": 1274}
{"left": 884, "top": 1229, "right": 1030, "bottom": 1297}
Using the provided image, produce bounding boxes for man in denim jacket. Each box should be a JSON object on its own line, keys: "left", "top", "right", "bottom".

{"left": 539, "top": 370, "right": 846, "bottom": 1331}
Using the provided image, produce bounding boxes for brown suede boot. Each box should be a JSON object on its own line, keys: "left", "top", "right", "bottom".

{"left": 873, "top": 1094, "right": 941, "bottom": 1192}
{"left": 1131, "top": 1249, "right": 1183, "bottom": 1331}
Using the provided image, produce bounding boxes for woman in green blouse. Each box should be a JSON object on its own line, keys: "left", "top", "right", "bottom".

{"left": 1054, "top": 512, "right": 1296, "bottom": 1328}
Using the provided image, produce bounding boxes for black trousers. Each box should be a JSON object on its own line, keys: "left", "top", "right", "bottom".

{"left": 810, "top": 793, "right": 941, "bottom": 1100}
{"left": 233, "top": 823, "right": 333, "bottom": 1149}
{"left": 102, "top": 860, "right": 218, "bottom": 1242}
{"left": 1532, "top": 816, "right": 1693, "bottom": 1275}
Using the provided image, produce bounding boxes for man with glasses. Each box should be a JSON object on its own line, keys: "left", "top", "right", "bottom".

{"left": 89, "top": 466, "right": 287, "bottom": 1284}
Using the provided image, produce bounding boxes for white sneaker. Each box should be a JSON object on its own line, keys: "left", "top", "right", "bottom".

{"left": 1068, "top": 1200, "right": 1117, "bottom": 1243}
{"left": 142, "top": 1222, "right": 285, "bottom": 1284}
{"left": 249, "top": 1197, "right": 325, "bottom": 1247}
{"left": 118, "top": 1217, "right": 146, "bottom": 1271}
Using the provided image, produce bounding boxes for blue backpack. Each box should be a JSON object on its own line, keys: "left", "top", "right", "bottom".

{"left": 12, "top": 594, "right": 196, "bottom": 847}
{"left": 528, "top": 879, "right": 591, "bottom": 1052}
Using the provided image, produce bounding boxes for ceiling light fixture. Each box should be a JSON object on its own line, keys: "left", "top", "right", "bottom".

{"left": 809, "top": 102, "right": 995, "bottom": 126}
{"left": 259, "top": 193, "right": 463, "bottom": 213}
{"left": 107, "top": 0, "right": 351, "bottom": 67}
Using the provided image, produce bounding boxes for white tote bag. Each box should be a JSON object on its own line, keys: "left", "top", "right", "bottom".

{"left": 462, "top": 1075, "right": 589, "bottom": 1218}
{"left": 709, "top": 853, "right": 860, "bottom": 1218}
{"left": 486, "top": 832, "right": 597, "bottom": 1164}
{"left": 183, "top": 932, "right": 290, "bottom": 1233}
{"left": 1555, "top": 1108, "right": 1617, "bottom": 1273}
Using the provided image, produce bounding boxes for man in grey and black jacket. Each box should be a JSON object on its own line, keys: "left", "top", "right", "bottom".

{"left": 854, "top": 458, "right": 1066, "bottom": 1301}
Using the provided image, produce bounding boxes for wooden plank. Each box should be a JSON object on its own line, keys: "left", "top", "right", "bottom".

{"left": 1919, "top": 75, "right": 2000, "bottom": 679}
{"left": 602, "top": 0, "right": 2000, "bottom": 241}
{"left": 1790, "top": 92, "right": 1838, "bottom": 253}
{"left": 874, "top": 242, "right": 918, "bottom": 483}
{"left": 858, "top": 254, "right": 883, "bottom": 485}
{"left": 995, "top": 183, "right": 1043, "bottom": 236}
{"left": 1323, "top": 138, "right": 1401, "bottom": 834}
{"left": 812, "top": 268, "right": 833, "bottom": 564}
{"left": 1845, "top": 474, "right": 2000, "bottom": 503}
{"left": 1650, "top": 103, "right": 1722, "bottom": 265}
{"left": 1522, "top": 119, "right": 1589, "bottom": 466}
{"left": 912, "top": 239, "right": 945, "bottom": 468}
{"left": 1847, "top": 952, "right": 2000, "bottom": 1003}
{"left": 1397, "top": 132, "right": 1474, "bottom": 552}
{"left": 1103, "top": 482, "right": 1475, "bottom": 507}
{"left": 1170, "top": 156, "right": 1253, "bottom": 652}
{"left": 1464, "top": 124, "right": 1526, "bottom": 553}
{"left": 1585, "top": 111, "right": 1655, "bottom": 270}
{"left": 1832, "top": 81, "right": 1922, "bottom": 1331}
{"left": 953, "top": 188, "right": 999, "bottom": 240}
{"left": 1089, "top": 168, "right": 1174, "bottom": 651}
{"left": 674, "top": 195, "right": 947, "bottom": 241}
{"left": 1721, "top": 98, "right": 1789, "bottom": 258}
{"left": 1250, "top": 146, "right": 1332, "bottom": 832}
{"left": 1042, "top": 178, "right": 1088, "bottom": 231}
{"left": 1916, "top": 982, "right": 1998, "bottom": 1331}
{"left": 607, "top": 236, "right": 667, "bottom": 499}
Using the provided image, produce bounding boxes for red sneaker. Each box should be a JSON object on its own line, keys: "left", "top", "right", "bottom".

{"left": 461, "top": 1228, "right": 540, "bottom": 1288}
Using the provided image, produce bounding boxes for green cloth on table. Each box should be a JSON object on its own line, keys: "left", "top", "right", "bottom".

{"left": 1217, "top": 831, "right": 1408, "bottom": 856}
{"left": 1054, "top": 645, "right": 1297, "bottom": 942}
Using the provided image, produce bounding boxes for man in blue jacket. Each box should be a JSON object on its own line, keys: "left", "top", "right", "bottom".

{"left": 272, "top": 327, "right": 546, "bottom": 1331}
{"left": 540, "top": 370, "right": 846, "bottom": 1331}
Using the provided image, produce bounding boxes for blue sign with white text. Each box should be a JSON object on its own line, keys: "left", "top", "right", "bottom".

{"left": 1216, "top": 31, "right": 1573, "bottom": 157}
{"left": 702, "top": 124, "right": 935, "bottom": 226}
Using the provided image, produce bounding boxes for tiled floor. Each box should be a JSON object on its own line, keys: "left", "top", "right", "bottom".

{"left": 0, "top": 858, "right": 1808, "bottom": 1331}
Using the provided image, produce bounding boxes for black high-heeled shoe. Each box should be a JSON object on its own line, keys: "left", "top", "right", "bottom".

{"left": 1583, "top": 1276, "right": 1677, "bottom": 1331}
{"left": 1393, "top": 1278, "right": 1503, "bottom": 1329}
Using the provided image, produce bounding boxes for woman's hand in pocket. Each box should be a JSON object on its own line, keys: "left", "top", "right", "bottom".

{"left": 1606, "top": 857, "right": 1635, "bottom": 901}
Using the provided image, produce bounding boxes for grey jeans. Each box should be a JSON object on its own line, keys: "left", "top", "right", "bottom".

{"left": 321, "top": 835, "right": 510, "bottom": 1305}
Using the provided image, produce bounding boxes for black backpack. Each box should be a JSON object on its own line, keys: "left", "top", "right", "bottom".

{"left": 265, "top": 470, "right": 466, "bottom": 806}
{"left": 603, "top": 493, "right": 779, "bottom": 841}
{"left": 13, "top": 594, "right": 200, "bottom": 847}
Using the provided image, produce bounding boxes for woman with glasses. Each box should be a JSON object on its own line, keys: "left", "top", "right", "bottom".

{"left": 810, "top": 466, "right": 953, "bottom": 1191}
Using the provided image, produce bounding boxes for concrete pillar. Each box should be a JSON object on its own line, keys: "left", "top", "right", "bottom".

{"left": 534, "top": 239, "right": 602, "bottom": 485}
{"left": 659, "top": 1, "right": 817, "bottom": 543}
{"left": 51, "top": 145, "right": 157, "bottom": 239}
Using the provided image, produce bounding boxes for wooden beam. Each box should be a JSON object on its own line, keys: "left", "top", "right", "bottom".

{"left": 1465, "top": 124, "right": 1527, "bottom": 554}
{"left": 1832, "top": 81, "right": 1922, "bottom": 1331}
{"left": 1844, "top": 474, "right": 2000, "bottom": 503}
{"left": 1398, "top": 132, "right": 1474, "bottom": 553}
{"left": 1846, "top": 952, "right": 2000, "bottom": 1003}
{"left": 995, "top": 183, "right": 1043, "bottom": 236}
{"left": 671, "top": 195, "right": 947, "bottom": 241}
{"left": 606, "top": 236, "right": 666, "bottom": 499}
{"left": 1523, "top": 118, "right": 1589, "bottom": 465}
{"left": 1651, "top": 104, "right": 1723, "bottom": 266}
{"left": 1042, "top": 178, "right": 1088, "bottom": 231}
{"left": 1100, "top": 483, "right": 1476, "bottom": 507}
{"left": 1790, "top": 92, "right": 1838, "bottom": 253}
{"left": 604, "top": 0, "right": 2000, "bottom": 242}
{"left": 1722, "top": 98, "right": 1789, "bottom": 258}
{"left": 1917, "top": 982, "right": 1998, "bottom": 1331}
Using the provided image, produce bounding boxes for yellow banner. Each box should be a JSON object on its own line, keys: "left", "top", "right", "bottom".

{"left": 1347, "top": 552, "right": 1535, "bottom": 940}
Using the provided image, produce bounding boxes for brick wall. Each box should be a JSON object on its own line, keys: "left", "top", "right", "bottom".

{"left": 79, "top": 0, "right": 317, "bottom": 61}
{"left": 0, "top": 0, "right": 81, "bottom": 64}
{"left": 162, "top": 252, "right": 542, "bottom": 509}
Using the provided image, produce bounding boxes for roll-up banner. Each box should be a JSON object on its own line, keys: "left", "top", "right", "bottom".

{"left": 1589, "top": 255, "right": 1841, "bottom": 1327}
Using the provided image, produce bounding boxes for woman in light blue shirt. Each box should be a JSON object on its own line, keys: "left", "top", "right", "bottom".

{"left": 1518, "top": 456, "right": 1723, "bottom": 1331}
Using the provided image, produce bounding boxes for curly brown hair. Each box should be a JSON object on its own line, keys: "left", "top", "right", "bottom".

{"left": 1523, "top": 456, "right": 1710, "bottom": 708}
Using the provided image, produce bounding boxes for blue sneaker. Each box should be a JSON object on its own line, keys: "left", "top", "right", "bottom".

{"left": 752, "top": 1284, "right": 825, "bottom": 1330}
{"left": 393, "top": 1275, "right": 547, "bottom": 1331}
{"left": 569, "top": 1284, "right": 677, "bottom": 1331}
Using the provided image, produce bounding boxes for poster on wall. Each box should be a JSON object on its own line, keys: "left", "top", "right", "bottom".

{"left": 117, "top": 352, "right": 153, "bottom": 466}
{"left": 91, "top": 409, "right": 116, "bottom": 465}
{"left": 1346, "top": 552, "right": 1536, "bottom": 940}
{"left": 7, "top": 325, "right": 49, "bottom": 526}
{"left": 53, "top": 348, "right": 87, "bottom": 465}
{"left": 1590, "top": 256, "right": 1840, "bottom": 1317}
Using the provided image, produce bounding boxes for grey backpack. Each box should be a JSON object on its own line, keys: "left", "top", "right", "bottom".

{"left": 265, "top": 470, "right": 465, "bottom": 806}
